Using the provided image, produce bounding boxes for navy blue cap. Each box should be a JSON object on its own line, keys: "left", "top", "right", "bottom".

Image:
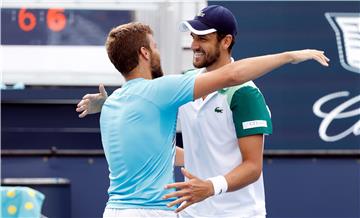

{"left": 180, "top": 5, "right": 238, "bottom": 36}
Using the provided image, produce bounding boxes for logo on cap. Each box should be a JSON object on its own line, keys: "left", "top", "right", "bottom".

{"left": 197, "top": 11, "right": 205, "bottom": 17}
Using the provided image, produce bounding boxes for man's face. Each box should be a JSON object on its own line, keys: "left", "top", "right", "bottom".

{"left": 191, "top": 32, "right": 220, "bottom": 68}
{"left": 148, "top": 34, "right": 163, "bottom": 79}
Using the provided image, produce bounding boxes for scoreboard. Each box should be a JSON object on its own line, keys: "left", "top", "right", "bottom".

{"left": 2, "top": 8, "right": 133, "bottom": 45}
{"left": 1, "top": 7, "right": 134, "bottom": 86}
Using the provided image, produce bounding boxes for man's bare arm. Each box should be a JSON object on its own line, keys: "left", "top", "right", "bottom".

{"left": 225, "top": 135, "right": 264, "bottom": 191}
{"left": 193, "top": 49, "right": 329, "bottom": 99}
{"left": 163, "top": 135, "right": 265, "bottom": 213}
{"left": 76, "top": 50, "right": 329, "bottom": 118}
{"left": 175, "top": 146, "right": 184, "bottom": 166}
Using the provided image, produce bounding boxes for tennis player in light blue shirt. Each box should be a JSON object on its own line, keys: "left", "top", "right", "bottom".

{"left": 101, "top": 74, "right": 195, "bottom": 211}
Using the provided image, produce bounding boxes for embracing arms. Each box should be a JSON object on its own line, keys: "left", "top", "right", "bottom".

{"left": 76, "top": 49, "right": 329, "bottom": 116}
{"left": 162, "top": 134, "right": 265, "bottom": 212}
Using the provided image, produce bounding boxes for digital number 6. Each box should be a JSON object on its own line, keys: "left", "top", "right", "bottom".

{"left": 18, "top": 8, "right": 36, "bottom": 32}
{"left": 47, "top": 8, "right": 66, "bottom": 32}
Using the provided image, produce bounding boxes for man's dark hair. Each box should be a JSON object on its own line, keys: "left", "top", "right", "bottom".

{"left": 105, "top": 22, "right": 153, "bottom": 76}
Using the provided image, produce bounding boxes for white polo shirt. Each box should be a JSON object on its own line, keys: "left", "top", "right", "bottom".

{"left": 178, "top": 67, "right": 272, "bottom": 217}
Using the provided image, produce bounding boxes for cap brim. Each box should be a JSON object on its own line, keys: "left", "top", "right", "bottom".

{"left": 179, "top": 20, "right": 217, "bottom": 35}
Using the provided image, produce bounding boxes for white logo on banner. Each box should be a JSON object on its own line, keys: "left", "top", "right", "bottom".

{"left": 325, "top": 12, "right": 360, "bottom": 73}
{"left": 313, "top": 91, "right": 360, "bottom": 142}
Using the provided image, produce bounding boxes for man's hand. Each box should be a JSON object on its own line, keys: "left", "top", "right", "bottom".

{"left": 288, "top": 49, "right": 330, "bottom": 66}
{"left": 163, "top": 168, "right": 214, "bottom": 213}
{"left": 76, "top": 84, "right": 108, "bottom": 118}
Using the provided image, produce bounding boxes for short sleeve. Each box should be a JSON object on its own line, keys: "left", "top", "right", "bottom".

{"left": 230, "top": 86, "right": 272, "bottom": 138}
{"left": 151, "top": 74, "right": 196, "bottom": 109}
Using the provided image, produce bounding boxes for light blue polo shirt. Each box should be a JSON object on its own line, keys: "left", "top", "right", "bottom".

{"left": 100, "top": 74, "right": 195, "bottom": 210}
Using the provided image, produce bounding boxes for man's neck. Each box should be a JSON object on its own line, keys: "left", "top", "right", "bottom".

{"left": 125, "top": 65, "right": 152, "bottom": 81}
{"left": 205, "top": 55, "right": 232, "bottom": 72}
{"left": 201, "top": 55, "right": 232, "bottom": 100}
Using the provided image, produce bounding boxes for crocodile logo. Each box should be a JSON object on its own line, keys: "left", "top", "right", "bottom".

{"left": 214, "top": 107, "right": 223, "bottom": 113}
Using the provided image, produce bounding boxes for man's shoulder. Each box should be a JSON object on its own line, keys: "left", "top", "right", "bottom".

{"left": 219, "top": 81, "right": 261, "bottom": 105}
{"left": 182, "top": 68, "right": 202, "bottom": 76}
{"left": 151, "top": 74, "right": 195, "bottom": 86}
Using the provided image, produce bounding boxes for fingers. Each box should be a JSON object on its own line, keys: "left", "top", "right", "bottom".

{"left": 292, "top": 49, "right": 330, "bottom": 66}
{"left": 166, "top": 196, "right": 191, "bottom": 208}
{"left": 315, "top": 50, "right": 330, "bottom": 66}
{"left": 305, "top": 49, "right": 329, "bottom": 67}
{"left": 78, "top": 110, "right": 88, "bottom": 118}
{"left": 76, "top": 106, "right": 84, "bottom": 113}
{"left": 313, "top": 52, "right": 329, "bottom": 67}
{"left": 313, "top": 54, "right": 328, "bottom": 66}
{"left": 99, "top": 84, "right": 108, "bottom": 97}
{"left": 163, "top": 189, "right": 189, "bottom": 200}
{"left": 76, "top": 99, "right": 89, "bottom": 118}
{"left": 175, "top": 201, "right": 194, "bottom": 213}
{"left": 164, "top": 182, "right": 189, "bottom": 189}
{"left": 181, "top": 168, "right": 196, "bottom": 180}
{"left": 320, "top": 52, "right": 330, "bottom": 64}
{"left": 324, "top": 54, "right": 330, "bottom": 62}
{"left": 315, "top": 50, "right": 329, "bottom": 64}
{"left": 77, "top": 99, "right": 89, "bottom": 108}
{"left": 82, "top": 94, "right": 92, "bottom": 100}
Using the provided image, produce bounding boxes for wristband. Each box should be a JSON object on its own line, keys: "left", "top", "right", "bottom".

{"left": 208, "top": 175, "right": 228, "bottom": 195}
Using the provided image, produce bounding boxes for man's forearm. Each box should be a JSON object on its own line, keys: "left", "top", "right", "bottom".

{"left": 175, "top": 146, "right": 184, "bottom": 166}
{"left": 194, "top": 50, "right": 328, "bottom": 99}
{"left": 226, "top": 49, "right": 328, "bottom": 86}
{"left": 227, "top": 52, "right": 293, "bottom": 86}
{"left": 209, "top": 134, "right": 264, "bottom": 194}
{"left": 224, "top": 161, "right": 262, "bottom": 192}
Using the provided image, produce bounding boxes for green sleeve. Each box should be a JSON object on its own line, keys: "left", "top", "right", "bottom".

{"left": 230, "top": 86, "right": 272, "bottom": 138}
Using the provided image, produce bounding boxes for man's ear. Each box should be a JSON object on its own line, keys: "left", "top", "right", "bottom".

{"left": 139, "top": 47, "right": 151, "bottom": 60}
{"left": 222, "top": 35, "right": 233, "bottom": 50}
